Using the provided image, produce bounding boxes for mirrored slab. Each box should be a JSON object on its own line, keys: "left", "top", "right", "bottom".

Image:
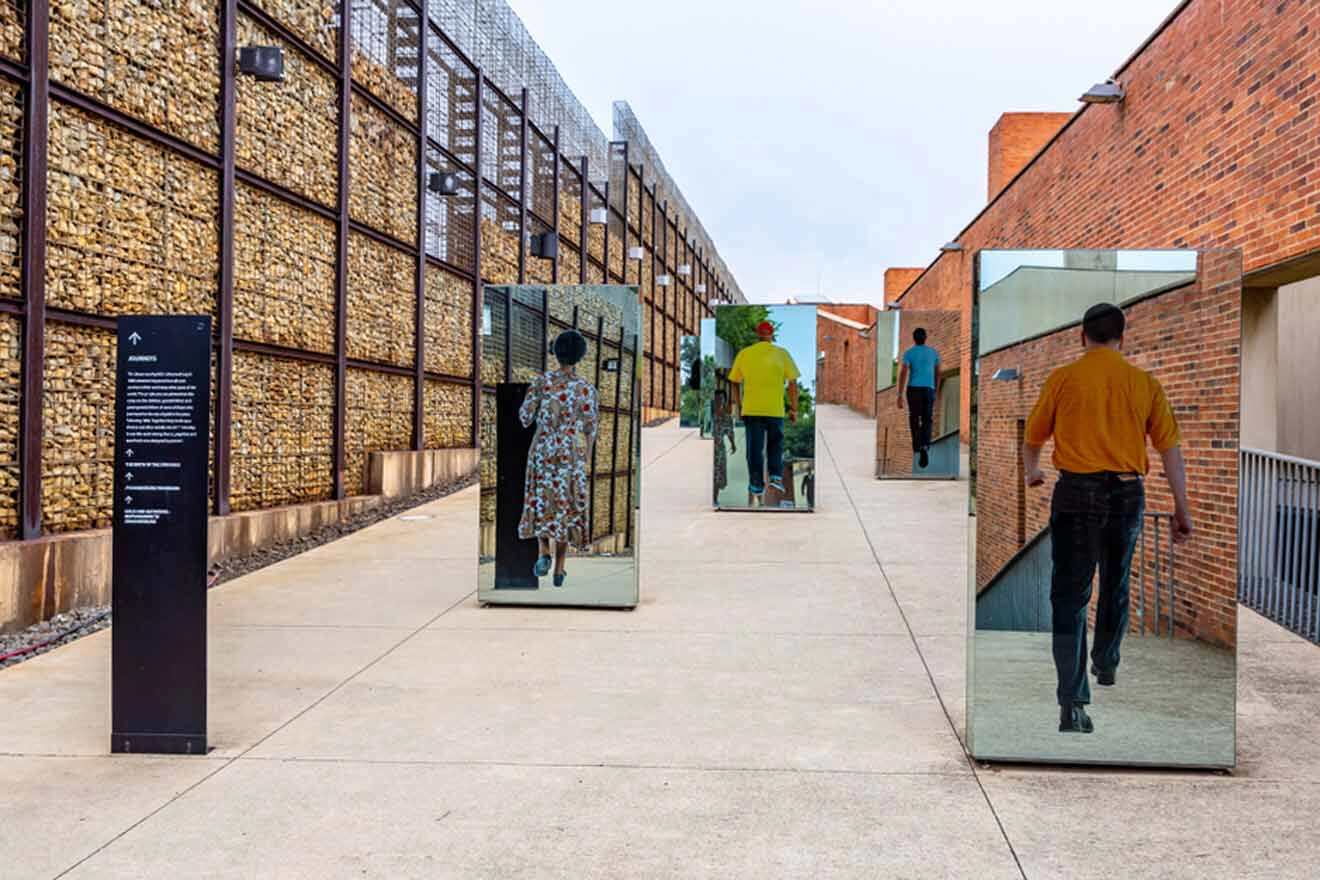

{"left": 478, "top": 285, "right": 640, "bottom": 608}
{"left": 712, "top": 304, "right": 817, "bottom": 511}
{"left": 679, "top": 335, "right": 701, "bottom": 428}
{"left": 874, "top": 308, "right": 962, "bottom": 479}
{"left": 967, "top": 249, "right": 1239, "bottom": 768}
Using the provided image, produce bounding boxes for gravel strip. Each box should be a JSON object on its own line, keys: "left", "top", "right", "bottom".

{"left": 644, "top": 415, "right": 676, "bottom": 428}
{"left": 0, "top": 473, "right": 478, "bottom": 672}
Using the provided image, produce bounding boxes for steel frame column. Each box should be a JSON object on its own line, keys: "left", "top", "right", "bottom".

{"left": 577, "top": 157, "right": 588, "bottom": 284}
{"left": 18, "top": 0, "right": 49, "bottom": 539}
{"left": 413, "top": 16, "right": 428, "bottom": 451}
{"left": 214, "top": 0, "right": 236, "bottom": 516}
{"left": 592, "top": 313, "right": 604, "bottom": 543}
{"left": 332, "top": 0, "right": 352, "bottom": 498}
{"left": 608, "top": 320, "right": 622, "bottom": 540}
{"left": 517, "top": 87, "right": 527, "bottom": 284}
{"left": 624, "top": 330, "right": 636, "bottom": 549}
{"left": 550, "top": 125, "right": 559, "bottom": 284}
{"left": 470, "top": 69, "right": 483, "bottom": 446}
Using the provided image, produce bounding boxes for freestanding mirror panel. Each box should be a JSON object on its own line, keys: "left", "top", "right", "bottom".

{"left": 478, "top": 285, "right": 641, "bottom": 608}
{"left": 679, "top": 335, "right": 700, "bottom": 428}
{"left": 875, "top": 309, "right": 962, "bottom": 480}
{"left": 967, "top": 249, "right": 1240, "bottom": 768}
{"left": 697, "top": 318, "right": 728, "bottom": 439}
{"left": 712, "top": 304, "right": 817, "bottom": 511}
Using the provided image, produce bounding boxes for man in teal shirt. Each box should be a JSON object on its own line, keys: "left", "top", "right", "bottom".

{"left": 896, "top": 327, "right": 940, "bottom": 468}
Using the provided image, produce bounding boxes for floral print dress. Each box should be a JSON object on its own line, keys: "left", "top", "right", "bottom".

{"left": 712, "top": 410, "right": 735, "bottom": 496}
{"left": 518, "top": 368, "right": 599, "bottom": 547}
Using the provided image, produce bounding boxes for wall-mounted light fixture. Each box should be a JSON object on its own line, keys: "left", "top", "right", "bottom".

{"left": 657, "top": 274, "right": 672, "bottom": 287}
{"left": 991, "top": 367, "right": 1020, "bottom": 381}
{"left": 530, "top": 231, "right": 558, "bottom": 260}
{"left": 677, "top": 264, "right": 692, "bottom": 276}
{"left": 940, "top": 241, "right": 963, "bottom": 253}
{"left": 627, "top": 246, "right": 644, "bottom": 260}
{"left": 603, "top": 357, "right": 621, "bottom": 373}
{"left": 238, "top": 46, "right": 284, "bottom": 82}
{"left": 428, "top": 171, "right": 459, "bottom": 196}
{"left": 1080, "top": 78, "right": 1125, "bottom": 104}
{"left": 502, "top": 220, "right": 518, "bottom": 232}
{"left": 589, "top": 207, "right": 608, "bottom": 224}
{"left": 696, "top": 283, "right": 707, "bottom": 294}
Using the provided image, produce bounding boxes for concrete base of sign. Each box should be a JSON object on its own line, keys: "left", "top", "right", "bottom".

{"left": 0, "top": 447, "right": 478, "bottom": 635}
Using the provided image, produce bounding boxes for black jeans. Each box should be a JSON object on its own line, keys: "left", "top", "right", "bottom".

{"left": 905, "top": 386, "right": 935, "bottom": 451}
{"left": 1050, "top": 471, "right": 1145, "bottom": 706}
{"left": 743, "top": 416, "right": 784, "bottom": 493}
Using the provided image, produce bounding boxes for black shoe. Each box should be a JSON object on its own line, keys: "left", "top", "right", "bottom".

{"left": 918, "top": 449, "right": 929, "bottom": 468}
{"left": 1091, "top": 664, "right": 1116, "bottom": 686}
{"left": 1059, "top": 703, "right": 1094, "bottom": 733}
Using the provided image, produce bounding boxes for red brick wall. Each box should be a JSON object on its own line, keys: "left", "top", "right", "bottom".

{"left": 987, "top": 112, "right": 1072, "bottom": 201}
{"left": 884, "top": 268, "right": 925, "bottom": 304}
{"left": 875, "top": 310, "right": 962, "bottom": 475}
{"left": 899, "top": 0, "right": 1320, "bottom": 438}
{"left": 817, "top": 305, "right": 879, "bottom": 417}
{"left": 975, "top": 253, "right": 1240, "bottom": 648}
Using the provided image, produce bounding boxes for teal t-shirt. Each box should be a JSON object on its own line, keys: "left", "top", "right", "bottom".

{"left": 903, "top": 344, "right": 939, "bottom": 389}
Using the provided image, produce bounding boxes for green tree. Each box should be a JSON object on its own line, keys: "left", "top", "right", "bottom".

{"left": 716, "top": 305, "right": 772, "bottom": 354}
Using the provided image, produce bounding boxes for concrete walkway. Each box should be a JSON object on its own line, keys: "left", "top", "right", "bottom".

{"left": 2, "top": 405, "right": 1320, "bottom": 877}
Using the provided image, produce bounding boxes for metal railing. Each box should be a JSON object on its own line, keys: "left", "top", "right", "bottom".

{"left": 1240, "top": 447, "right": 1320, "bottom": 643}
{"left": 1136, "top": 512, "right": 1177, "bottom": 638}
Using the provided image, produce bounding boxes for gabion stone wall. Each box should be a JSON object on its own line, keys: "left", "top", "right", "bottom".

{"left": 347, "top": 232, "right": 415, "bottom": 367}
{"left": 0, "top": 80, "right": 19, "bottom": 300}
{"left": 236, "top": 15, "right": 338, "bottom": 207}
{"left": 349, "top": 93, "right": 417, "bottom": 245}
{"left": 424, "top": 267, "right": 473, "bottom": 377}
{"left": 231, "top": 352, "right": 335, "bottom": 511}
{"left": 345, "top": 368, "right": 414, "bottom": 494}
{"left": 424, "top": 379, "right": 472, "bottom": 448}
{"left": 234, "top": 184, "right": 337, "bottom": 353}
{"left": 41, "top": 323, "right": 115, "bottom": 533}
{"left": 0, "top": 314, "right": 19, "bottom": 534}
{"left": 47, "top": 104, "right": 219, "bottom": 317}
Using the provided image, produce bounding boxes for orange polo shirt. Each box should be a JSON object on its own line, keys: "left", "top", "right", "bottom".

{"left": 1025, "top": 347, "right": 1180, "bottom": 475}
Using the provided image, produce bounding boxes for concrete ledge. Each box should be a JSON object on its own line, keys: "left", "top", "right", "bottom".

{"left": 368, "top": 448, "right": 479, "bottom": 500}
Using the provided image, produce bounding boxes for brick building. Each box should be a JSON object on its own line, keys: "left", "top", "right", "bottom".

{"left": 891, "top": 0, "right": 1320, "bottom": 443}
{"left": 815, "top": 304, "right": 879, "bottom": 417}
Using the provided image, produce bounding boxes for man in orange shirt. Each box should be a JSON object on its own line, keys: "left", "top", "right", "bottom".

{"left": 1023, "top": 303, "right": 1192, "bottom": 734}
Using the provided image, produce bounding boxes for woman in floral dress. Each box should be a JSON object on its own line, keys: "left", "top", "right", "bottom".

{"left": 518, "top": 329, "right": 599, "bottom": 587}
{"left": 711, "top": 389, "right": 736, "bottom": 507}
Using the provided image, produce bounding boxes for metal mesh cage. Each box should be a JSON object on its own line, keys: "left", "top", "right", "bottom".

{"left": 529, "top": 125, "right": 555, "bottom": 224}
{"left": 351, "top": 0, "right": 421, "bottom": 122}
{"left": 424, "top": 146, "right": 475, "bottom": 270}
{"left": 481, "top": 84, "right": 521, "bottom": 197}
{"left": 426, "top": 27, "right": 477, "bottom": 163}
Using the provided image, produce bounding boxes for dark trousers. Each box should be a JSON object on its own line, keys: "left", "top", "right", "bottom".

{"left": 906, "top": 386, "right": 935, "bottom": 451}
{"left": 743, "top": 416, "right": 784, "bottom": 492}
{"left": 1049, "top": 471, "right": 1145, "bottom": 706}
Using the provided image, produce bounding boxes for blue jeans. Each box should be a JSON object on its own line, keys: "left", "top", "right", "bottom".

{"left": 1049, "top": 471, "right": 1144, "bottom": 706}
{"left": 742, "top": 416, "right": 784, "bottom": 493}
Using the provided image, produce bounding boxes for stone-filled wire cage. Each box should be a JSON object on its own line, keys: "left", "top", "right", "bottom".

{"left": 479, "top": 285, "right": 639, "bottom": 558}
{"left": 0, "top": 0, "right": 741, "bottom": 543}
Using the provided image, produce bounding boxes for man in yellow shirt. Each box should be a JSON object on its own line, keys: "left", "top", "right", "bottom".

{"left": 729, "top": 320, "right": 800, "bottom": 498}
{"left": 1023, "top": 303, "right": 1192, "bottom": 735}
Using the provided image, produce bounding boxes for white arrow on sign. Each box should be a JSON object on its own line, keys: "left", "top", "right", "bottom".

{"left": 125, "top": 495, "right": 133, "bottom": 505}
{"left": 128, "top": 332, "right": 142, "bottom": 345}
{"left": 126, "top": 449, "right": 134, "bottom": 458}
{"left": 126, "top": 472, "right": 133, "bottom": 481}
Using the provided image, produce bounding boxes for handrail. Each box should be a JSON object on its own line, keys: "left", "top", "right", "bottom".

{"left": 1239, "top": 448, "right": 1320, "bottom": 644}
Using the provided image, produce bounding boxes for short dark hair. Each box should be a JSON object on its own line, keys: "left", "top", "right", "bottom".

{"left": 552, "top": 329, "right": 588, "bottom": 366}
{"left": 913, "top": 327, "right": 927, "bottom": 344}
{"left": 1082, "top": 303, "right": 1126, "bottom": 344}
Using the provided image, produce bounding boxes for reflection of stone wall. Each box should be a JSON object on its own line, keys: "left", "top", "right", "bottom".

{"left": 349, "top": 93, "right": 416, "bottom": 244}
{"left": 236, "top": 15, "right": 338, "bottom": 206}
{"left": 47, "top": 104, "right": 218, "bottom": 317}
{"left": 527, "top": 252, "right": 553, "bottom": 284}
{"left": 587, "top": 222, "right": 604, "bottom": 265}
{"left": 234, "top": 184, "right": 336, "bottom": 352}
{"left": 425, "top": 267, "right": 473, "bottom": 377}
{"left": 560, "top": 248, "right": 581, "bottom": 286}
{"left": 424, "top": 380, "right": 472, "bottom": 449}
{"left": 559, "top": 193, "right": 581, "bottom": 244}
{"left": 347, "top": 232, "right": 415, "bottom": 367}
{"left": 345, "top": 368, "right": 413, "bottom": 495}
{"left": 50, "top": 0, "right": 219, "bottom": 151}
{"left": 0, "top": 2, "right": 22, "bottom": 60}
{"left": 0, "top": 80, "right": 19, "bottom": 300}
{"left": 41, "top": 324, "right": 115, "bottom": 533}
{"left": 231, "top": 352, "right": 334, "bottom": 511}
{"left": 0, "top": 314, "right": 19, "bottom": 537}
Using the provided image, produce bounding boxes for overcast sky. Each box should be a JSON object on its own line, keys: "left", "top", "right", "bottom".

{"left": 507, "top": 1, "right": 1176, "bottom": 305}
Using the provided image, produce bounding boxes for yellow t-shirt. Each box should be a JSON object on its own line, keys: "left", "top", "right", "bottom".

{"left": 1025, "top": 347, "right": 1180, "bottom": 475}
{"left": 729, "top": 341, "right": 800, "bottom": 418}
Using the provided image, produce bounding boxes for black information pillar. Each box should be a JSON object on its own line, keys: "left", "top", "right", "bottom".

{"left": 111, "top": 316, "right": 211, "bottom": 755}
{"left": 495, "top": 383, "right": 538, "bottom": 589}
